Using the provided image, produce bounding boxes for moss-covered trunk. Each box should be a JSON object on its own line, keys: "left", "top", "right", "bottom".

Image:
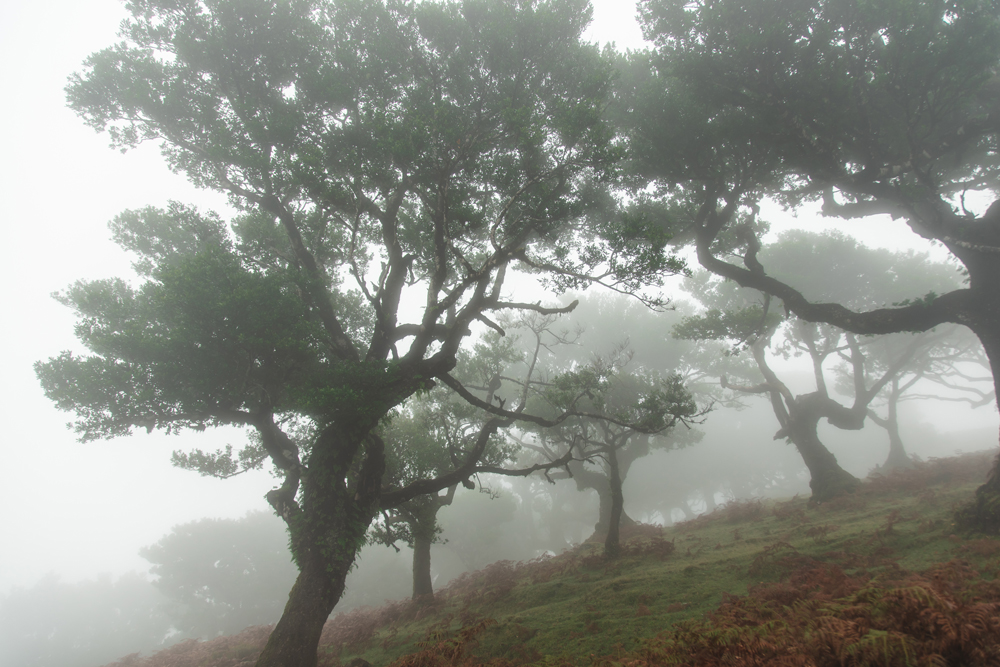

{"left": 255, "top": 425, "right": 384, "bottom": 667}
{"left": 604, "top": 448, "right": 624, "bottom": 559}
{"left": 412, "top": 531, "right": 434, "bottom": 600}
{"left": 957, "top": 302, "right": 1000, "bottom": 533}
{"left": 254, "top": 556, "right": 349, "bottom": 667}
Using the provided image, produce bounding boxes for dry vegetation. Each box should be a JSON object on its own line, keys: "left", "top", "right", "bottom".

{"left": 101, "top": 451, "right": 1000, "bottom": 667}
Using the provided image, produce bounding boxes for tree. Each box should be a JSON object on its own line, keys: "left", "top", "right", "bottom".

{"left": 140, "top": 511, "right": 298, "bottom": 637}
{"left": 630, "top": 0, "right": 1000, "bottom": 529}
{"left": 835, "top": 325, "right": 993, "bottom": 470}
{"left": 535, "top": 356, "right": 698, "bottom": 557}
{"left": 675, "top": 231, "right": 967, "bottom": 500}
{"left": 372, "top": 339, "right": 519, "bottom": 602}
{"left": 38, "top": 2, "right": 681, "bottom": 665}
{"left": 506, "top": 308, "right": 700, "bottom": 557}
{"left": 678, "top": 304, "right": 865, "bottom": 500}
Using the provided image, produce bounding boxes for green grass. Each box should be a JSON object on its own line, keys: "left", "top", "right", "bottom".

{"left": 327, "top": 451, "right": 999, "bottom": 666}
{"left": 101, "top": 451, "right": 1000, "bottom": 667}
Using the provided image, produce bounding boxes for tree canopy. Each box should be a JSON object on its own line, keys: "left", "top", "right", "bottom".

{"left": 36, "top": 1, "right": 1000, "bottom": 664}
{"left": 628, "top": 0, "right": 1000, "bottom": 529}
{"left": 40, "top": 2, "right": 695, "bottom": 665}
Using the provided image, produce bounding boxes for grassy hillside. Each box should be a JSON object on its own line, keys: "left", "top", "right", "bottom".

{"left": 104, "top": 451, "right": 1000, "bottom": 667}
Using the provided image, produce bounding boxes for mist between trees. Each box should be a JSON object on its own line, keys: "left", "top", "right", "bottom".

{"left": 11, "top": 284, "right": 996, "bottom": 667}
{"left": 20, "top": 0, "right": 1000, "bottom": 666}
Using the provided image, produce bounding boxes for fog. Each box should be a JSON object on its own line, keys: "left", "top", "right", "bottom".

{"left": 1, "top": 1, "right": 997, "bottom": 666}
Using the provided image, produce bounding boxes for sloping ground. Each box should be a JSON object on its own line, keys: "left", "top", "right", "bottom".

{"left": 102, "top": 451, "right": 1000, "bottom": 667}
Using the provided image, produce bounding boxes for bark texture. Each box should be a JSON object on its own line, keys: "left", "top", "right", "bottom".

{"left": 255, "top": 425, "right": 384, "bottom": 667}
{"left": 411, "top": 533, "right": 434, "bottom": 600}
{"left": 785, "top": 409, "right": 861, "bottom": 502}
{"left": 255, "top": 560, "right": 350, "bottom": 667}
{"left": 604, "top": 448, "right": 624, "bottom": 558}
{"left": 956, "top": 294, "right": 1000, "bottom": 533}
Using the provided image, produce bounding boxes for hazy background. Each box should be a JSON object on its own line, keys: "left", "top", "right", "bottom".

{"left": 0, "top": 0, "right": 995, "bottom": 639}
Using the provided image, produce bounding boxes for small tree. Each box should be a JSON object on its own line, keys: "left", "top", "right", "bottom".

{"left": 372, "top": 337, "right": 519, "bottom": 601}
{"left": 835, "top": 326, "right": 994, "bottom": 470}
{"left": 511, "top": 317, "right": 700, "bottom": 557}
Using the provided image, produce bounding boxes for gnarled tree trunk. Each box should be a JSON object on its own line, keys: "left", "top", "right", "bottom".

{"left": 604, "top": 448, "right": 624, "bottom": 558}
{"left": 783, "top": 394, "right": 860, "bottom": 502}
{"left": 957, "top": 296, "right": 1000, "bottom": 534}
{"left": 255, "top": 556, "right": 352, "bottom": 667}
{"left": 411, "top": 532, "right": 434, "bottom": 600}
{"left": 256, "top": 425, "right": 384, "bottom": 667}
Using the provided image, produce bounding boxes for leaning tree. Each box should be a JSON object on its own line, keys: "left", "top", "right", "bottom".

{"left": 628, "top": 0, "right": 1000, "bottom": 530}
{"left": 36, "top": 2, "right": 687, "bottom": 665}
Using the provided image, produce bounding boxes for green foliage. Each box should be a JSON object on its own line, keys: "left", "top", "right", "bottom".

{"left": 171, "top": 443, "right": 268, "bottom": 478}
{"left": 35, "top": 216, "right": 327, "bottom": 440}
{"left": 543, "top": 348, "right": 697, "bottom": 432}
{"left": 674, "top": 306, "right": 782, "bottom": 349}
{"left": 759, "top": 231, "right": 963, "bottom": 312}
{"left": 66, "top": 0, "right": 623, "bottom": 282}
{"left": 45, "top": 0, "right": 637, "bottom": 487}
{"left": 634, "top": 0, "right": 1000, "bottom": 199}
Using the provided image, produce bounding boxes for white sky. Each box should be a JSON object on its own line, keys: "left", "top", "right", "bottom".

{"left": 0, "top": 0, "right": 992, "bottom": 598}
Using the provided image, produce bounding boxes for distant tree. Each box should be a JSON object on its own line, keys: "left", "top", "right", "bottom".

{"left": 40, "top": 2, "right": 688, "bottom": 665}
{"left": 372, "top": 349, "right": 517, "bottom": 602}
{"left": 506, "top": 306, "right": 700, "bottom": 557}
{"left": 834, "top": 326, "right": 994, "bottom": 471}
{"left": 0, "top": 573, "right": 173, "bottom": 667}
{"left": 676, "top": 231, "right": 965, "bottom": 500}
{"left": 140, "top": 511, "right": 298, "bottom": 638}
{"left": 541, "top": 355, "right": 698, "bottom": 557}
{"left": 628, "top": 0, "right": 1000, "bottom": 530}
{"left": 499, "top": 294, "right": 709, "bottom": 548}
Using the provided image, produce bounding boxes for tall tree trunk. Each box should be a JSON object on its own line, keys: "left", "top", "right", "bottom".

{"left": 411, "top": 532, "right": 434, "bottom": 600}
{"left": 957, "top": 310, "right": 1000, "bottom": 533}
{"left": 256, "top": 425, "right": 384, "bottom": 667}
{"left": 784, "top": 397, "right": 860, "bottom": 502}
{"left": 881, "top": 381, "right": 913, "bottom": 471}
{"left": 255, "top": 557, "right": 350, "bottom": 667}
{"left": 604, "top": 448, "right": 624, "bottom": 559}
{"left": 595, "top": 475, "right": 635, "bottom": 536}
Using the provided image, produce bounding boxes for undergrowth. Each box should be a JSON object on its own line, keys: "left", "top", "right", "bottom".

{"left": 99, "top": 451, "right": 1000, "bottom": 667}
